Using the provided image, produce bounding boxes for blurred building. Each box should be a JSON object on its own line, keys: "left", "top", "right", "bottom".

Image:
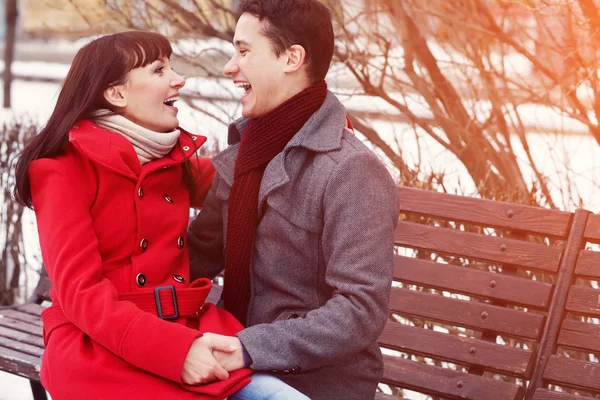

{"left": 20, "top": 0, "right": 112, "bottom": 37}
{"left": 6, "top": 0, "right": 236, "bottom": 39}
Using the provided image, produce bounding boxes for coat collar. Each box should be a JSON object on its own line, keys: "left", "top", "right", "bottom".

{"left": 69, "top": 120, "right": 206, "bottom": 181}
{"left": 212, "top": 91, "right": 347, "bottom": 187}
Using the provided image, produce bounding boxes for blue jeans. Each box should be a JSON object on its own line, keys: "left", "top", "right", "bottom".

{"left": 228, "top": 373, "right": 310, "bottom": 400}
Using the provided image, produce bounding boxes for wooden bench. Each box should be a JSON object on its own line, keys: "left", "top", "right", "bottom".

{"left": 0, "top": 268, "right": 50, "bottom": 400}
{"left": 378, "top": 187, "right": 600, "bottom": 399}
{"left": 6, "top": 187, "right": 600, "bottom": 399}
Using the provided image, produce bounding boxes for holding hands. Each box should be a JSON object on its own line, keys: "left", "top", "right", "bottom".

{"left": 181, "top": 333, "right": 245, "bottom": 385}
{"left": 208, "top": 333, "right": 246, "bottom": 372}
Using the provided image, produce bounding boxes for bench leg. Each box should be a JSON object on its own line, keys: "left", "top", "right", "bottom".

{"left": 30, "top": 381, "right": 48, "bottom": 400}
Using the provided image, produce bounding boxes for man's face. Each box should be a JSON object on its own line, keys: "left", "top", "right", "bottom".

{"left": 224, "top": 13, "right": 289, "bottom": 118}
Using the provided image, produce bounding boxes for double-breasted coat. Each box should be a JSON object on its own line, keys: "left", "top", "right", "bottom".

{"left": 30, "top": 120, "right": 252, "bottom": 400}
{"left": 188, "top": 92, "right": 400, "bottom": 399}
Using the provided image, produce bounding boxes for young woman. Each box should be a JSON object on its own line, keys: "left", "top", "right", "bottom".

{"left": 14, "top": 31, "right": 308, "bottom": 400}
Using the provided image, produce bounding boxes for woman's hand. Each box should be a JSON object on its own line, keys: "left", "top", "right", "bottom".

{"left": 205, "top": 333, "right": 245, "bottom": 372}
{"left": 181, "top": 335, "right": 238, "bottom": 385}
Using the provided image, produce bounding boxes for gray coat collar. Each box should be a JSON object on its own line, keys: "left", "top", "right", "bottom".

{"left": 212, "top": 91, "right": 347, "bottom": 187}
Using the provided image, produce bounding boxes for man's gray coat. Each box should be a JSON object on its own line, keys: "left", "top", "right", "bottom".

{"left": 188, "top": 92, "right": 399, "bottom": 399}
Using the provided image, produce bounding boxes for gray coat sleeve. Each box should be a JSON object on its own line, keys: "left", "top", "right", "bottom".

{"left": 187, "top": 174, "right": 226, "bottom": 282}
{"left": 237, "top": 151, "right": 400, "bottom": 371}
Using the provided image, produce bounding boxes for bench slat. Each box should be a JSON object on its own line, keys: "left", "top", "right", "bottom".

{"left": 0, "top": 344, "right": 41, "bottom": 380}
{"left": 584, "top": 213, "right": 600, "bottom": 243}
{"left": 395, "top": 221, "right": 562, "bottom": 272}
{"left": 574, "top": 250, "right": 600, "bottom": 279}
{"left": 398, "top": 187, "right": 571, "bottom": 237}
{"left": 16, "top": 304, "right": 45, "bottom": 317}
{"left": 389, "top": 287, "right": 544, "bottom": 340}
{"left": 0, "top": 309, "right": 43, "bottom": 327}
{"left": 0, "top": 336, "right": 44, "bottom": 358}
{"left": 394, "top": 256, "right": 552, "bottom": 308}
{"left": 0, "top": 316, "right": 42, "bottom": 337}
{"left": 381, "top": 355, "right": 524, "bottom": 400}
{"left": 566, "top": 285, "right": 600, "bottom": 317}
{"left": 532, "top": 389, "right": 596, "bottom": 400}
{"left": 543, "top": 355, "right": 600, "bottom": 391}
{"left": 0, "top": 325, "right": 44, "bottom": 348}
{"left": 378, "top": 322, "right": 533, "bottom": 377}
{"left": 558, "top": 319, "right": 600, "bottom": 353}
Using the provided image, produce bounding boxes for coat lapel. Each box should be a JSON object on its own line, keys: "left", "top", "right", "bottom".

{"left": 211, "top": 143, "right": 239, "bottom": 202}
{"left": 69, "top": 120, "right": 140, "bottom": 181}
{"left": 257, "top": 152, "right": 289, "bottom": 214}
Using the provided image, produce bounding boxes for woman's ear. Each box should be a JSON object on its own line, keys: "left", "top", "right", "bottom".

{"left": 103, "top": 85, "right": 127, "bottom": 108}
{"left": 283, "top": 44, "right": 306, "bottom": 74}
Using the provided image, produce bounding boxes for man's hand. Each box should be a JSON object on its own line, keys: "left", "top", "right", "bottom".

{"left": 181, "top": 335, "right": 238, "bottom": 385}
{"left": 204, "top": 333, "right": 246, "bottom": 372}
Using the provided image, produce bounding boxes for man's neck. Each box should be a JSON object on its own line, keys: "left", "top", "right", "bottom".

{"left": 275, "top": 76, "right": 312, "bottom": 110}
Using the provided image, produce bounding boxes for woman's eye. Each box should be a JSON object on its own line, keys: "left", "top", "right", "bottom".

{"left": 240, "top": 49, "right": 248, "bottom": 56}
{"left": 154, "top": 66, "right": 164, "bottom": 74}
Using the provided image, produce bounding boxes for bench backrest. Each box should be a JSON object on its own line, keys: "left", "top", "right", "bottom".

{"left": 380, "top": 187, "right": 593, "bottom": 399}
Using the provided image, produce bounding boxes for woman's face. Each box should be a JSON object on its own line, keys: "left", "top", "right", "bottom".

{"left": 121, "top": 57, "right": 185, "bottom": 132}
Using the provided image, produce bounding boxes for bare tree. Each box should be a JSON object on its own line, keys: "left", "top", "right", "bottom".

{"left": 321, "top": 0, "right": 600, "bottom": 208}
{"left": 0, "top": 120, "right": 36, "bottom": 305}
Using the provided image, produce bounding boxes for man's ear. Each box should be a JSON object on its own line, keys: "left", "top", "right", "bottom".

{"left": 103, "top": 85, "right": 128, "bottom": 108}
{"left": 283, "top": 45, "right": 306, "bottom": 74}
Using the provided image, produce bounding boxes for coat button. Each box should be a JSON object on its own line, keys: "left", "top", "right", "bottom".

{"left": 183, "top": 146, "right": 190, "bottom": 151}
{"left": 140, "top": 238, "right": 149, "bottom": 251}
{"left": 291, "top": 366, "right": 301, "bottom": 374}
{"left": 177, "top": 236, "right": 185, "bottom": 249}
{"left": 191, "top": 136, "right": 197, "bottom": 141}
{"left": 137, "top": 187, "right": 144, "bottom": 198}
{"left": 164, "top": 194, "right": 174, "bottom": 204}
{"left": 136, "top": 273, "right": 147, "bottom": 287}
{"left": 173, "top": 274, "right": 185, "bottom": 283}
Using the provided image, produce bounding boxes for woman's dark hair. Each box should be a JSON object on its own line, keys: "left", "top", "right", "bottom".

{"left": 237, "top": 0, "right": 334, "bottom": 84}
{"left": 13, "top": 31, "right": 188, "bottom": 208}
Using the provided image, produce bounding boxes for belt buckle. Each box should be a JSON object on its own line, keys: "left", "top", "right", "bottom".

{"left": 154, "top": 285, "right": 179, "bottom": 321}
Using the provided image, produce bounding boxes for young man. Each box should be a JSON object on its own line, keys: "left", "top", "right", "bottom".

{"left": 188, "top": 0, "right": 399, "bottom": 398}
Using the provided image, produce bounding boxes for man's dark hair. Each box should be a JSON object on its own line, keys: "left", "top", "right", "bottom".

{"left": 238, "top": 0, "right": 334, "bottom": 84}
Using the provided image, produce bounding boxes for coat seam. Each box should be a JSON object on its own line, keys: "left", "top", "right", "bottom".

{"left": 118, "top": 310, "right": 143, "bottom": 358}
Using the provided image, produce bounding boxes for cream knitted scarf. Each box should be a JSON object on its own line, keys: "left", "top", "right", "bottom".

{"left": 92, "top": 110, "right": 180, "bottom": 165}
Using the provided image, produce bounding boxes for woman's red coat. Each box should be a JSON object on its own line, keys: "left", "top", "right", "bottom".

{"left": 29, "top": 121, "right": 251, "bottom": 399}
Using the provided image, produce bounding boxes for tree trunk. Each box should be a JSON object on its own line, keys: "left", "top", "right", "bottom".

{"left": 3, "top": 0, "right": 18, "bottom": 108}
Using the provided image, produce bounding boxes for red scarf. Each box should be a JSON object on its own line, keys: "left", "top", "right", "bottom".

{"left": 223, "top": 81, "right": 328, "bottom": 323}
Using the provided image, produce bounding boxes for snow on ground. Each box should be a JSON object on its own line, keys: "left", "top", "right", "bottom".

{"left": 0, "top": 60, "right": 70, "bottom": 81}
{"left": 0, "top": 373, "right": 50, "bottom": 400}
